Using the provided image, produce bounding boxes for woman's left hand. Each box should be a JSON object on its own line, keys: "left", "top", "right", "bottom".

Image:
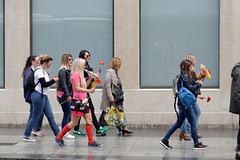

{"left": 88, "top": 72, "right": 93, "bottom": 80}
{"left": 53, "top": 77, "right": 59, "bottom": 83}
{"left": 67, "top": 96, "right": 72, "bottom": 102}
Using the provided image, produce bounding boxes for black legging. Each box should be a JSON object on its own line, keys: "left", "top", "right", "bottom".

{"left": 74, "top": 94, "right": 100, "bottom": 131}
{"left": 237, "top": 115, "right": 240, "bottom": 148}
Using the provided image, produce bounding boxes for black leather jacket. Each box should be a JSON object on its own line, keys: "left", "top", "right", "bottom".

{"left": 57, "top": 68, "right": 72, "bottom": 98}
{"left": 85, "top": 65, "right": 93, "bottom": 89}
{"left": 229, "top": 62, "right": 240, "bottom": 114}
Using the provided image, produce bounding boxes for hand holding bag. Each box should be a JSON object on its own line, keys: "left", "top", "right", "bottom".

{"left": 104, "top": 105, "right": 124, "bottom": 127}
{"left": 178, "top": 76, "right": 196, "bottom": 108}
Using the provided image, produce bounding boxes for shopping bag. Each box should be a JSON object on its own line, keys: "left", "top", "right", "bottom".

{"left": 104, "top": 105, "right": 124, "bottom": 127}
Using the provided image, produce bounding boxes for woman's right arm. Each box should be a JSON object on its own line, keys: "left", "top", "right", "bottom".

{"left": 39, "top": 78, "right": 55, "bottom": 87}
{"left": 183, "top": 75, "right": 202, "bottom": 93}
{"left": 73, "top": 81, "right": 95, "bottom": 93}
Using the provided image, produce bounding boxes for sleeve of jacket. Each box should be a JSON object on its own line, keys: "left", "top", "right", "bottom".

{"left": 182, "top": 75, "right": 201, "bottom": 94}
{"left": 59, "top": 69, "right": 71, "bottom": 98}
{"left": 104, "top": 70, "right": 114, "bottom": 101}
{"left": 23, "top": 69, "right": 32, "bottom": 87}
{"left": 233, "top": 73, "right": 240, "bottom": 103}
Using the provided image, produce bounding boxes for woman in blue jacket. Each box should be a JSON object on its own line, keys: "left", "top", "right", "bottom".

{"left": 22, "top": 56, "right": 45, "bottom": 136}
{"left": 159, "top": 59, "right": 207, "bottom": 150}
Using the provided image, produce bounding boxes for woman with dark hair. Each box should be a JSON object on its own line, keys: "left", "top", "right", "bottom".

{"left": 73, "top": 50, "right": 109, "bottom": 136}
{"left": 23, "top": 54, "right": 59, "bottom": 142}
{"left": 22, "top": 55, "right": 45, "bottom": 137}
{"left": 57, "top": 54, "right": 75, "bottom": 139}
{"left": 179, "top": 54, "right": 202, "bottom": 141}
{"left": 159, "top": 59, "right": 207, "bottom": 150}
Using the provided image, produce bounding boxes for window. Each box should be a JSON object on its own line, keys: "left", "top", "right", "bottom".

{"left": 32, "top": 0, "right": 113, "bottom": 86}
{"left": 140, "top": 0, "right": 219, "bottom": 87}
{"left": 0, "top": 0, "right": 3, "bottom": 87}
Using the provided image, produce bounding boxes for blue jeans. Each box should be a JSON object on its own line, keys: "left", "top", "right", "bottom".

{"left": 57, "top": 96, "right": 71, "bottom": 129}
{"left": 163, "top": 104, "right": 199, "bottom": 145}
{"left": 27, "top": 103, "right": 44, "bottom": 132}
{"left": 180, "top": 102, "right": 201, "bottom": 132}
{"left": 24, "top": 91, "right": 59, "bottom": 137}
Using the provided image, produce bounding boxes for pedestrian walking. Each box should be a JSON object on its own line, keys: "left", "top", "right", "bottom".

{"left": 55, "top": 58, "right": 102, "bottom": 147}
{"left": 73, "top": 50, "right": 109, "bottom": 136}
{"left": 23, "top": 54, "right": 59, "bottom": 142}
{"left": 22, "top": 55, "right": 45, "bottom": 137}
{"left": 100, "top": 57, "right": 133, "bottom": 135}
{"left": 179, "top": 53, "right": 202, "bottom": 141}
{"left": 229, "top": 62, "right": 240, "bottom": 159}
{"left": 159, "top": 59, "right": 207, "bottom": 150}
{"left": 57, "top": 54, "right": 75, "bottom": 139}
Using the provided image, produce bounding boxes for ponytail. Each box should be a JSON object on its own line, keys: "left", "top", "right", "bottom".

{"left": 22, "top": 56, "right": 37, "bottom": 77}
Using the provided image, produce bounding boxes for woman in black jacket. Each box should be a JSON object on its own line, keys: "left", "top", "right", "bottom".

{"left": 57, "top": 54, "right": 75, "bottom": 138}
{"left": 229, "top": 62, "right": 240, "bottom": 159}
{"left": 159, "top": 59, "right": 207, "bottom": 150}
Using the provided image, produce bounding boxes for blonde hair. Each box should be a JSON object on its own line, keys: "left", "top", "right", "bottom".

{"left": 184, "top": 53, "right": 196, "bottom": 72}
{"left": 39, "top": 54, "right": 53, "bottom": 64}
{"left": 71, "top": 58, "right": 86, "bottom": 88}
{"left": 60, "top": 54, "right": 72, "bottom": 70}
{"left": 108, "top": 57, "right": 122, "bottom": 73}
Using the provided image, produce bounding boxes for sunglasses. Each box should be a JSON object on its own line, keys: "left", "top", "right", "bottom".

{"left": 68, "top": 58, "right": 73, "bottom": 61}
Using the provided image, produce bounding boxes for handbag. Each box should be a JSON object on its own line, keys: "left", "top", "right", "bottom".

{"left": 178, "top": 76, "right": 196, "bottom": 108}
{"left": 104, "top": 105, "right": 124, "bottom": 127}
{"left": 112, "top": 89, "right": 124, "bottom": 103}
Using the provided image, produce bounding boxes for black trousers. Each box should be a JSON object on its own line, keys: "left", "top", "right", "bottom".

{"left": 238, "top": 115, "right": 240, "bottom": 148}
{"left": 74, "top": 94, "right": 100, "bottom": 131}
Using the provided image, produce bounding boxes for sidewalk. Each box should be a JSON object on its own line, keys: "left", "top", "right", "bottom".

{"left": 0, "top": 127, "right": 237, "bottom": 160}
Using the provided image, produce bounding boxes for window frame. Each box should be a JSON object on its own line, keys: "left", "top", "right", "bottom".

{"left": 30, "top": 0, "right": 115, "bottom": 89}
{"left": 139, "top": 0, "right": 220, "bottom": 89}
{"left": 0, "top": 0, "right": 5, "bottom": 88}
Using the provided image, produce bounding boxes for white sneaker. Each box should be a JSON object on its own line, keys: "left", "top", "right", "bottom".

{"left": 23, "top": 136, "right": 36, "bottom": 142}
{"left": 64, "top": 132, "right": 75, "bottom": 139}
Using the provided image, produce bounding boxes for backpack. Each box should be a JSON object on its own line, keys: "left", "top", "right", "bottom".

{"left": 172, "top": 74, "right": 180, "bottom": 96}
{"left": 172, "top": 74, "right": 180, "bottom": 120}
{"left": 178, "top": 75, "right": 196, "bottom": 108}
{"left": 24, "top": 68, "right": 41, "bottom": 103}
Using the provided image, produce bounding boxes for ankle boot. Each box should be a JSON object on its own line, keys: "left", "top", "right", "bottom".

{"left": 179, "top": 132, "right": 191, "bottom": 141}
{"left": 197, "top": 132, "right": 202, "bottom": 138}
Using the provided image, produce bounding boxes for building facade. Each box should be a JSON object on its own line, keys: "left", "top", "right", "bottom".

{"left": 0, "top": 0, "right": 239, "bottom": 129}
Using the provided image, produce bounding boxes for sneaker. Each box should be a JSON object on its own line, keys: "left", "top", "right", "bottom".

{"left": 193, "top": 143, "right": 208, "bottom": 150}
{"left": 23, "top": 136, "right": 36, "bottom": 142}
{"left": 236, "top": 153, "right": 240, "bottom": 159}
{"left": 55, "top": 137, "right": 65, "bottom": 146}
{"left": 88, "top": 141, "right": 103, "bottom": 147}
{"left": 96, "top": 126, "right": 109, "bottom": 135}
{"left": 64, "top": 132, "right": 75, "bottom": 139}
{"left": 159, "top": 139, "right": 172, "bottom": 149}
{"left": 73, "top": 129, "right": 86, "bottom": 136}
{"left": 236, "top": 146, "right": 240, "bottom": 156}
{"left": 31, "top": 130, "right": 45, "bottom": 136}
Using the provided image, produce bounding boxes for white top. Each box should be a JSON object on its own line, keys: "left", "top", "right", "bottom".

{"left": 34, "top": 67, "right": 50, "bottom": 95}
